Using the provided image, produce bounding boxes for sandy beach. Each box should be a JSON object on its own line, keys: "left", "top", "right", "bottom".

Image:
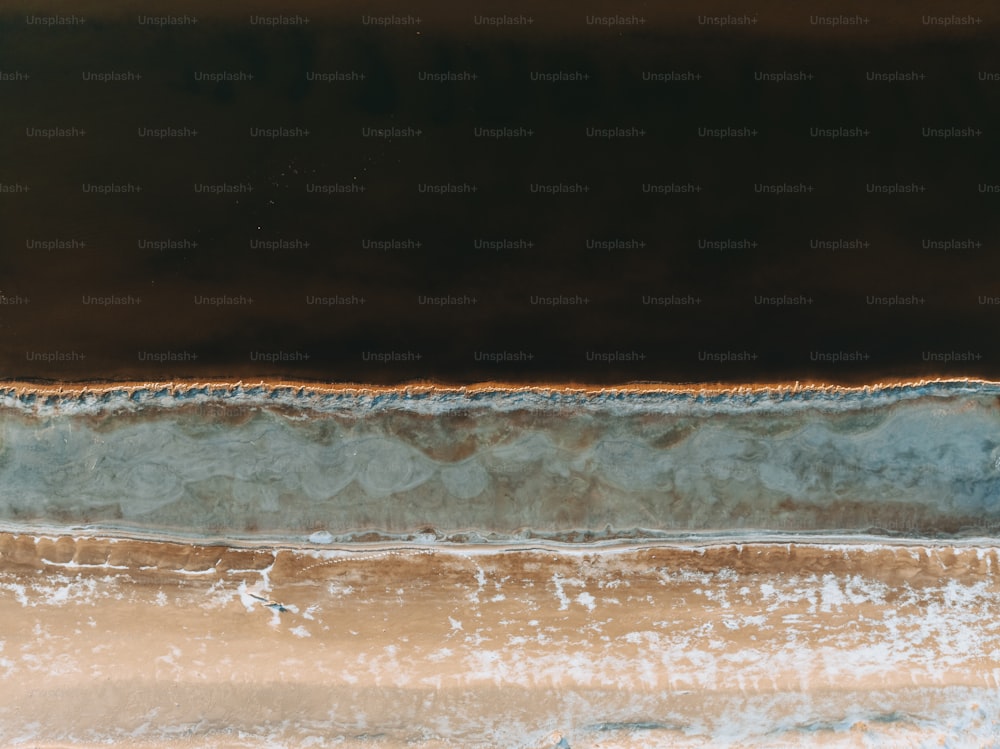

{"left": 2, "top": 533, "right": 999, "bottom": 746}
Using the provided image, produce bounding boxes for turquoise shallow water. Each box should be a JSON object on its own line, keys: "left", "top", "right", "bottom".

{"left": 2, "top": 381, "right": 999, "bottom": 540}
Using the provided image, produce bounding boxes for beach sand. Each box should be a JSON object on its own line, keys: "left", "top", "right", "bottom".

{"left": 2, "top": 533, "right": 999, "bottom": 746}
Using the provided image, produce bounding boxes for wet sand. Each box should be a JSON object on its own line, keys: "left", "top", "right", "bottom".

{"left": 2, "top": 533, "right": 999, "bottom": 746}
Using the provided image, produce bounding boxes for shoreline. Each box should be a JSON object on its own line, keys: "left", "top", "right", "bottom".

{"left": 1, "top": 376, "right": 997, "bottom": 419}
{"left": 2, "top": 523, "right": 1000, "bottom": 554}
{"left": 3, "top": 375, "right": 998, "bottom": 397}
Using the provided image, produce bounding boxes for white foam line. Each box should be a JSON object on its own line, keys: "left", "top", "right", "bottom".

{"left": 4, "top": 520, "right": 1000, "bottom": 555}
{"left": 1, "top": 378, "right": 997, "bottom": 418}
{"left": 4, "top": 530, "right": 1000, "bottom": 565}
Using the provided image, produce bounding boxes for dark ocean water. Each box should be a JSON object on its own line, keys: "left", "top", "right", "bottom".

{"left": 1, "top": 3, "right": 999, "bottom": 383}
